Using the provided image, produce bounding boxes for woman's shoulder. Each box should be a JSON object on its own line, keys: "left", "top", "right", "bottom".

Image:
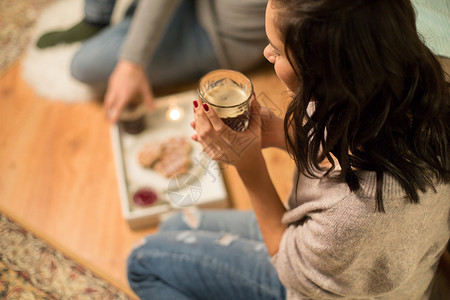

{"left": 284, "top": 169, "right": 449, "bottom": 224}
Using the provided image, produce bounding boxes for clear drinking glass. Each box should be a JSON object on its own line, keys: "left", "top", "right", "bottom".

{"left": 119, "top": 98, "right": 147, "bottom": 134}
{"left": 197, "top": 69, "right": 253, "bottom": 132}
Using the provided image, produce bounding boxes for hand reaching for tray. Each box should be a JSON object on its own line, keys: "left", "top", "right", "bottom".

{"left": 104, "top": 60, "right": 155, "bottom": 123}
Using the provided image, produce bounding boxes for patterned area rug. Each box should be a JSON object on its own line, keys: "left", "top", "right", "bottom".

{"left": 0, "top": 0, "right": 56, "bottom": 75}
{"left": 1, "top": 0, "right": 131, "bottom": 101}
{"left": 20, "top": 0, "right": 99, "bottom": 102}
{"left": 0, "top": 213, "right": 132, "bottom": 299}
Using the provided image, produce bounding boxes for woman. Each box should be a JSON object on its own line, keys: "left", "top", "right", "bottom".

{"left": 127, "top": 0, "right": 450, "bottom": 299}
{"left": 68, "top": 0, "right": 268, "bottom": 123}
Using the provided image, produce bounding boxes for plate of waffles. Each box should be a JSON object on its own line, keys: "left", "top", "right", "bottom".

{"left": 126, "top": 131, "right": 209, "bottom": 193}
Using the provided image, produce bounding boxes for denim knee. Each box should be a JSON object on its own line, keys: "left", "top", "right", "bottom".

{"left": 159, "top": 208, "right": 202, "bottom": 232}
{"left": 70, "top": 50, "right": 93, "bottom": 84}
{"left": 70, "top": 41, "right": 117, "bottom": 84}
{"left": 126, "top": 246, "right": 143, "bottom": 285}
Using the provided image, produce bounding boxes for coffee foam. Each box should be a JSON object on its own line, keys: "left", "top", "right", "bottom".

{"left": 203, "top": 85, "right": 248, "bottom": 118}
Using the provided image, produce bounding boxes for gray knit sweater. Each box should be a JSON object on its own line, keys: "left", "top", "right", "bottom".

{"left": 120, "top": 0, "right": 267, "bottom": 71}
{"left": 272, "top": 170, "right": 450, "bottom": 299}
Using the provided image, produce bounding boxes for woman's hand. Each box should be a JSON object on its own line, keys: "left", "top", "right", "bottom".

{"left": 192, "top": 96, "right": 264, "bottom": 173}
{"left": 104, "top": 60, "right": 154, "bottom": 123}
{"left": 193, "top": 96, "right": 287, "bottom": 256}
{"left": 260, "top": 107, "right": 286, "bottom": 150}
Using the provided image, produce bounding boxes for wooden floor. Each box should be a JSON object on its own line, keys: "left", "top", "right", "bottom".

{"left": 0, "top": 60, "right": 295, "bottom": 298}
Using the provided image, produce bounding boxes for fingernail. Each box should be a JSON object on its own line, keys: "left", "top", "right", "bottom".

{"left": 203, "top": 103, "right": 209, "bottom": 112}
{"left": 193, "top": 100, "right": 198, "bottom": 108}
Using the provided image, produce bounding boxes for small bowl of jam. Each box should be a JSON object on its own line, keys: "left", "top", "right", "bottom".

{"left": 132, "top": 188, "right": 159, "bottom": 208}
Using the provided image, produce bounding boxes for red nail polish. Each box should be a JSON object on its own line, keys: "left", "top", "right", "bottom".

{"left": 193, "top": 100, "right": 198, "bottom": 108}
{"left": 203, "top": 103, "right": 209, "bottom": 112}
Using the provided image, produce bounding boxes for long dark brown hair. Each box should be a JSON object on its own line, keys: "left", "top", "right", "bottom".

{"left": 272, "top": 0, "right": 450, "bottom": 211}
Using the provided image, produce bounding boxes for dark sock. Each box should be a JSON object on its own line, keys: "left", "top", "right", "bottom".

{"left": 36, "top": 20, "right": 107, "bottom": 49}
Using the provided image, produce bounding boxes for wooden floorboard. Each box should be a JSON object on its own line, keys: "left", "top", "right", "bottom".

{"left": 0, "top": 60, "right": 295, "bottom": 297}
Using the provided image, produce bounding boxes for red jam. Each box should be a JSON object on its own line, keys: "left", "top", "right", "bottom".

{"left": 133, "top": 188, "right": 158, "bottom": 207}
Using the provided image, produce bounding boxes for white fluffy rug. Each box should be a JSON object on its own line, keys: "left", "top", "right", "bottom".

{"left": 21, "top": 0, "right": 131, "bottom": 102}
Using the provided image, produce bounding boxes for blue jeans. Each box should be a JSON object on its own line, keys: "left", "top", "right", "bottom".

{"left": 71, "top": 0, "right": 220, "bottom": 88}
{"left": 127, "top": 210, "right": 286, "bottom": 300}
{"left": 84, "top": 0, "right": 117, "bottom": 25}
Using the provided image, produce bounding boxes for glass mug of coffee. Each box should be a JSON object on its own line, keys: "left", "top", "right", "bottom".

{"left": 119, "top": 98, "right": 147, "bottom": 134}
{"left": 197, "top": 69, "right": 253, "bottom": 132}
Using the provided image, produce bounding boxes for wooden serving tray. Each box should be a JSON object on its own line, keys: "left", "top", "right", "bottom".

{"left": 110, "top": 91, "right": 229, "bottom": 229}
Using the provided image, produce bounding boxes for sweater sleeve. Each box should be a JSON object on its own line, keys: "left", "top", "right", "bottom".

{"left": 271, "top": 188, "right": 357, "bottom": 298}
{"left": 270, "top": 173, "right": 421, "bottom": 299}
{"left": 119, "top": 0, "right": 182, "bottom": 66}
